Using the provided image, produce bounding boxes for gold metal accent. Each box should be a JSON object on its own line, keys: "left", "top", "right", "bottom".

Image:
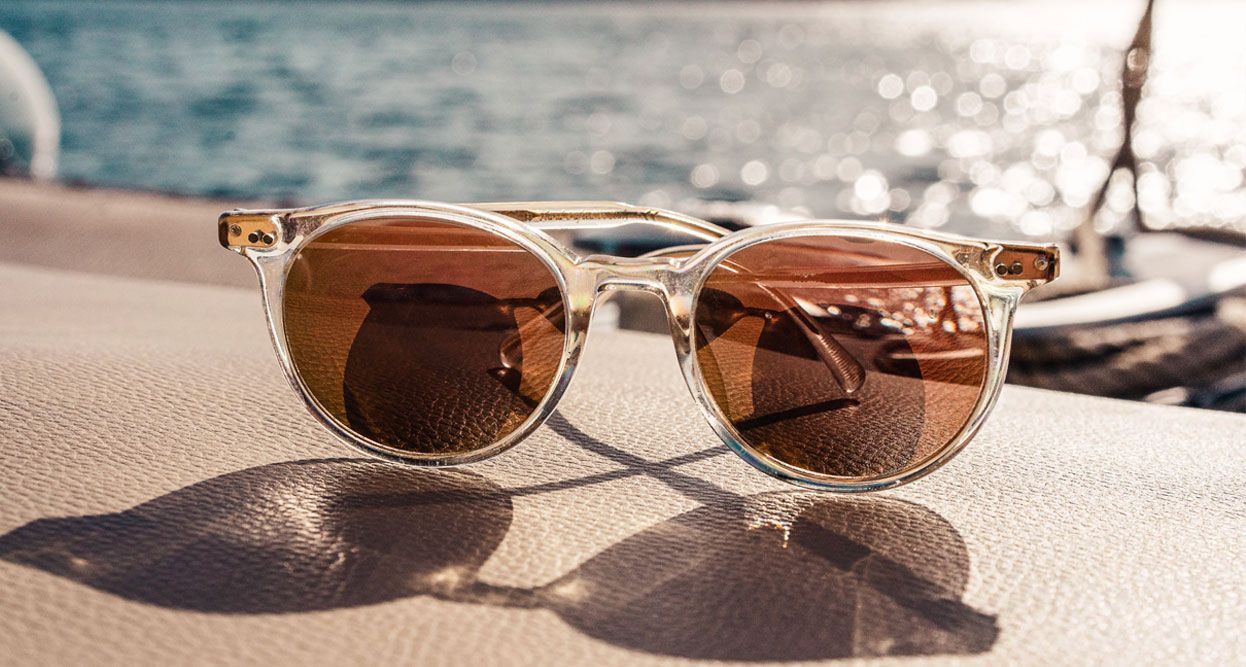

{"left": 219, "top": 212, "right": 280, "bottom": 250}
{"left": 992, "top": 245, "right": 1059, "bottom": 283}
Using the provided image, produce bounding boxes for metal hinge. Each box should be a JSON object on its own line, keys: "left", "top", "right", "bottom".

{"left": 990, "top": 245, "right": 1060, "bottom": 283}
{"left": 219, "top": 212, "right": 280, "bottom": 250}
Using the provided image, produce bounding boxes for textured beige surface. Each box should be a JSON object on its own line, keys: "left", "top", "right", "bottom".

{"left": 1, "top": 261, "right": 1244, "bottom": 666}
{"left": 0, "top": 178, "right": 260, "bottom": 287}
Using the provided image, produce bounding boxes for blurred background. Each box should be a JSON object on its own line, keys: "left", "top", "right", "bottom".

{"left": 1, "top": 0, "right": 1242, "bottom": 410}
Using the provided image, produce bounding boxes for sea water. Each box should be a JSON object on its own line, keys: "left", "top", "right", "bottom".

{"left": 2, "top": 0, "right": 1242, "bottom": 239}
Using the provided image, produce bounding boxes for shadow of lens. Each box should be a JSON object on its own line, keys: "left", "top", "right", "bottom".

{"left": 540, "top": 492, "right": 996, "bottom": 661}
{"left": 0, "top": 457, "right": 996, "bottom": 661}
{"left": 0, "top": 459, "right": 512, "bottom": 613}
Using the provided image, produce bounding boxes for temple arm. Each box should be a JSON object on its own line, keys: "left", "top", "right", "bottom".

{"left": 469, "top": 201, "right": 731, "bottom": 242}
{"left": 642, "top": 245, "right": 867, "bottom": 394}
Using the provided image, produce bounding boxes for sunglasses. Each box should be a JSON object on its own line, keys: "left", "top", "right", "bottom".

{"left": 220, "top": 201, "right": 1057, "bottom": 491}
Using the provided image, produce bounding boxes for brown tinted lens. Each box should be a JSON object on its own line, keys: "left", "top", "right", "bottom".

{"left": 695, "top": 235, "right": 988, "bottom": 480}
{"left": 283, "top": 216, "right": 566, "bottom": 455}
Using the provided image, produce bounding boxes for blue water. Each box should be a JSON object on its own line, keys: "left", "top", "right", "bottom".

{"left": 3, "top": 0, "right": 1243, "bottom": 239}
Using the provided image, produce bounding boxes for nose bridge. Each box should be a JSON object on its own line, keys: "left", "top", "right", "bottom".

{"left": 582, "top": 255, "right": 678, "bottom": 295}
{"left": 573, "top": 254, "right": 698, "bottom": 359}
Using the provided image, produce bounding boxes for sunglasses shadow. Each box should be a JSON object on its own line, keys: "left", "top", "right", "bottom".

{"left": 0, "top": 414, "right": 998, "bottom": 661}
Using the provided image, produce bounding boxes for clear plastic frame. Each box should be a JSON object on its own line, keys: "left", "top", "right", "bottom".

{"left": 220, "top": 200, "right": 1058, "bottom": 492}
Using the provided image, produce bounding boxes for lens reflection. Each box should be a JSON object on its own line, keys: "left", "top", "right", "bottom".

{"left": 694, "top": 235, "right": 988, "bottom": 480}
{"left": 283, "top": 217, "right": 566, "bottom": 455}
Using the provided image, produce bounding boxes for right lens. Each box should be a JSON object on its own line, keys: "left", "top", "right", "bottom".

{"left": 283, "top": 216, "right": 567, "bottom": 456}
{"left": 694, "top": 234, "right": 989, "bottom": 481}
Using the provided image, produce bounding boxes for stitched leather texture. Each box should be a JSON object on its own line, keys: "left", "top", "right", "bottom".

{"left": 2, "top": 261, "right": 1244, "bottom": 665}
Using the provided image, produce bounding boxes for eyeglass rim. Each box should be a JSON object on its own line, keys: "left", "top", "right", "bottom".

{"left": 684, "top": 226, "right": 1005, "bottom": 491}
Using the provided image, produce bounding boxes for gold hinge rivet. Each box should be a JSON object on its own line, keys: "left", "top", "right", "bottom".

{"left": 1034, "top": 256, "right": 1050, "bottom": 271}
{"left": 229, "top": 224, "right": 242, "bottom": 237}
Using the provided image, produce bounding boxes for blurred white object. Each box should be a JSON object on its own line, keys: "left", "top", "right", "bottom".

{"left": 0, "top": 30, "right": 59, "bottom": 180}
{"left": 1015, "top": 233, "right": 1245, "bottom": 332}
{"left": 1014, "top": 279, "right": 1189, "bottom": 330}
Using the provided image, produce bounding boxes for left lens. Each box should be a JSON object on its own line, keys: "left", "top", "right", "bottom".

{"left": 283, "top": 216, "right": 566, "bottom": 456}
{"left": 694, "top": 234, "right": 989, "bottom": 481}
